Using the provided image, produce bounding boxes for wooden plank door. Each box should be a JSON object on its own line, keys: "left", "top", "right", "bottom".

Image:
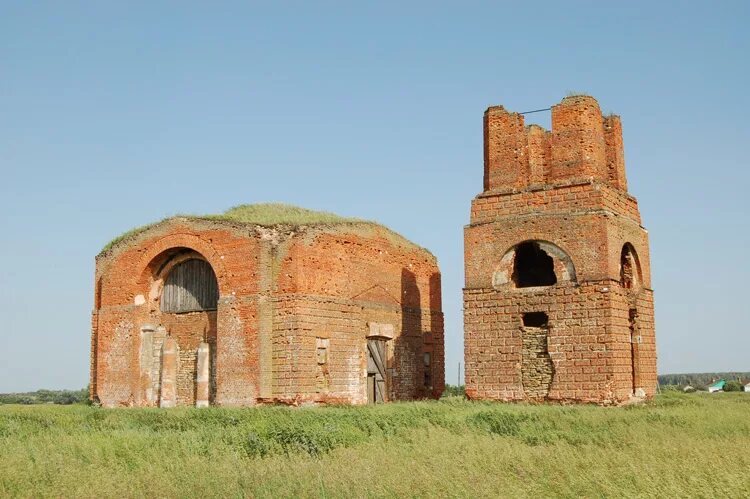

{"left": 367, "top": 339, "right": 387, "bottom": 403}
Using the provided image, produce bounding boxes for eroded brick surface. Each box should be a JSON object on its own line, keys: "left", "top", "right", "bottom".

{"left": 91, "top": 219, "right": 444, "bottom": 407}
{"left": 465, "top": 95, "right": 657, "bottom": 405}
{"left": 521, "top": 326, "right": 554, "bottom": 400}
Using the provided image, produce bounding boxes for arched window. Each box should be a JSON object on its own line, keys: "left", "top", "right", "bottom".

{"left": 620, "top": 244, "right": 638, "bottom": 290}
{"left": 493, "top": 240, "right": 576, "bottom": 289}
{"left": 161, "top": 259, "right": 219, "bottom": 313}
{"left": 512, "top": 242, "right": 557, "bottom": 288}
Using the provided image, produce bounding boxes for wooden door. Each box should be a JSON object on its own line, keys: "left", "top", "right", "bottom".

{"left": 367, "top": 339, "right": 387, "bottom": 403}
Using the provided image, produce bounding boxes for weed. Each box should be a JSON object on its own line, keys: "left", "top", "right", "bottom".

{"left": 1, "top": 394, "right": 749, "bottom": 497}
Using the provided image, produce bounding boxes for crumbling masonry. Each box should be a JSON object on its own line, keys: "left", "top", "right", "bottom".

{"left": 463, "top": 95, "right": 657, "bottom": 404}
{"left": 91, "top": 209, "right": 444, "bottom": 407}
{"left": 91, "top": 95, "right": 656, "bottom": 408}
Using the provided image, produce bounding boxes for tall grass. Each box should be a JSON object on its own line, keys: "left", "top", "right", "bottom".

{"left": 1, "top": 393, "right": 749, "bottom": 497}
{"left": 208, "top": 203, "right": 366, "bottom": 226}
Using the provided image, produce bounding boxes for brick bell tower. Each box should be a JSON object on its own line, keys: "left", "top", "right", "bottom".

{"left": 463, "top": 95, "right": 656, "bottom": 404}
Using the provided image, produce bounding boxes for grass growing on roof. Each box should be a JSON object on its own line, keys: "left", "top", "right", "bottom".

{"left": 564, "top": 90, "right": 592, "bottom": 98}
{"left": 100, "top": 221, "right": 163, "bottom": 254}
{"left": 99, "top": 203, "right": 372, "bottom": 255}
{"left": 203, "top": 203, "right": 366, "bottom": 226}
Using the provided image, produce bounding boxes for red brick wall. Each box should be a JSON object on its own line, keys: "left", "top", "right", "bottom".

{"left": 484, "top": 107, "right": 529, "bottom": 190}
{"left": 92, "top": 221, "right": 261, "bottom": 407}
{"left": 161, "top": 311, "right": 217, "bottom": 406}
{"left": 470, "top": 181, "right": 642, "bottom": 226}
{"left": 483, "top": 96, "right": 629, "bottom": 192}
{"left": 464, "top": 282, "right": 655, "bottom": 404}
{"left": 270, "top": 228, "right": 444, "bottom": 404}
{"left": 92, "top": 220, "right": 443, "bottom": 407}
{"left": 608, "top": 287, "right": 657, "bottom": 399}
{"left": 465, "top": 96, "right": 657, "bottom": 405}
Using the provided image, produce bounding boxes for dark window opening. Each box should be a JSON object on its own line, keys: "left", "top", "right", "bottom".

{"left": 513, "top": 242, "right": 557, "bottom": 288}
{"left": 315, "top": 338, "right": 330, "bottom": 392}
{"left": 316, "top": 339, "right": 329, "bottom": 365}
{"left": 423, "top": 352, "right": 432, "bottom": 390}
{"left": 161, "top": 259, "right": 219, "bottom": 313}
{"left": 523, "top": 312, "right": 549, "bottom": 328}
{"left": 620, "top": 245, "right": 636, "bottom": 289}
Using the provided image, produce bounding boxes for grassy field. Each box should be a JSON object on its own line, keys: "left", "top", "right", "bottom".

{"left": 1, "top": 393, "right": 749, "bottom": 498}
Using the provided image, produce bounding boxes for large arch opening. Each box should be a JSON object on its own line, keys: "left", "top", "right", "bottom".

{"left": 512, "top": 242, "right": 557, "bottom": 288}
{"left": 140, "top": 247, "right": 219, "bottom": 407}
{"left": 492, "top": 240, "right": 576, "bottom": 289}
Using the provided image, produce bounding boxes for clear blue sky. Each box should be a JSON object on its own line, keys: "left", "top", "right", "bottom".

{"left": 1, "top": 2, "right": 748, "bottom": 392}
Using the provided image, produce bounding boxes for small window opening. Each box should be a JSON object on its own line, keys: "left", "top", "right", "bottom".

{"left": 523, "top": 312, "right": 549, "bottom": 328}
{"left": 317, "top": 347, "right": 327, "bottom": 364}
{"left": 316, "top": 343, "right": 328, "bottom": 365}
{"left": 513, "top": 242, "right": 557, "bottom": 288}
{"left": 423, "top": 352, "right": 432, "bottom": 390}
{"left": 315, "top": 338, "right": 330, "bottom": 392}
{"left": 620, "top": 246, "right": 636, "bottom": 289}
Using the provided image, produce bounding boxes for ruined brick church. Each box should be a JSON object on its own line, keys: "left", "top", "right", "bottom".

{"left": 90, "top": 206, "right": 444, "bottom": 407}
{"left": 91, "top": 95, "right": 656, "bottom": 408}
{"left": 464, "top": 95, "right": 656, "bottom": 404}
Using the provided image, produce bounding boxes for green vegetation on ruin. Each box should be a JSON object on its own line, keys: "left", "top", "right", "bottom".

{"left": 99, "top": 203, "right": 420, "bottom": 255}
{"left": 564, "top": 90, "right": 592, "bottom": 98}
{"left": 204, "top": 203, "right": 365, "bottom": 226}
{"left": 2, "top": 392, "right": 749, "bottom": 497}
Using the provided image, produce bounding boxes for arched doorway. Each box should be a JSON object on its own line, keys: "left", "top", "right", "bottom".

{"left": 144, "top": 249, "right": 219, "bottom": 407}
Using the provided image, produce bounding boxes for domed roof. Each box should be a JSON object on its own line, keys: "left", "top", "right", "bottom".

{"left": 99, "top": 203, "right": 430, "bottom": 257}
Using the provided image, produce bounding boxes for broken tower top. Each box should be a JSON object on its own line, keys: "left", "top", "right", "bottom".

{"left": 483, "top": 95, "right": 628, "bottom": 192}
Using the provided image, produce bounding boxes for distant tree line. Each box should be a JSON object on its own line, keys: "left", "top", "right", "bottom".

{"left": 659, "top": 373, "right": 750, "bottom": 390}
{"left": 1, "top": 377, "right": 745, "bottom": 405}
{"left": 0, "top": 388, "right": 89, "bottom": 405}
{"left": 441, "top": 384, "right": 466, "bottom": 398}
